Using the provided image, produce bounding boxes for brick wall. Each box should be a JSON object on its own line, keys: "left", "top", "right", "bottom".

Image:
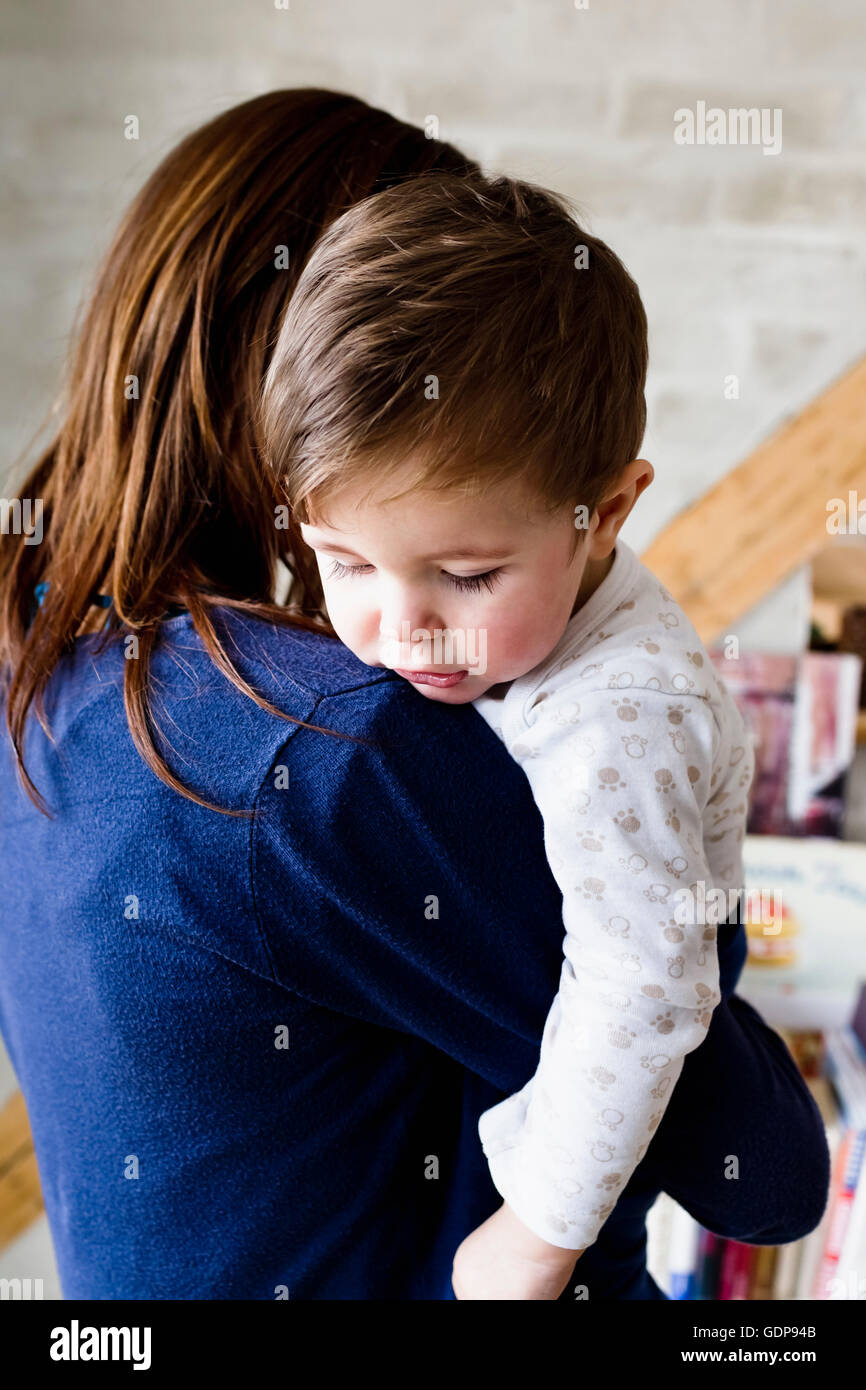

{"left": 2, "top": 0, "right": 865, "bottom": 610}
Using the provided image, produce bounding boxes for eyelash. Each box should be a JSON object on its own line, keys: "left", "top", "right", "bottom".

{"left": 326, "top": 559, "right": 503, "bottom": 594}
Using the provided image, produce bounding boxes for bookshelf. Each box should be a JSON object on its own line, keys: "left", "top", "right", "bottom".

{"left": 646, "top": 988, "right": 866, "bottom": 1300}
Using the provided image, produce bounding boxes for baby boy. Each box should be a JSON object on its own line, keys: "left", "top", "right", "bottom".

{"left": 260, "top": 170, "right": 755, "bottom": 1299}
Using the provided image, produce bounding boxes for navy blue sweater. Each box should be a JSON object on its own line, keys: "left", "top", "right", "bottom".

{"left": 0, "top": 609, "right": 747, "bottom": 1299}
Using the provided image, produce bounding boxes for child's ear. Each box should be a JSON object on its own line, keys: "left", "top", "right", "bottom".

{"left": 594, "top": 459, "right": 654, "bottom": 547}
{"left": 630, "top": 457, "right": 654, "bottom": 497}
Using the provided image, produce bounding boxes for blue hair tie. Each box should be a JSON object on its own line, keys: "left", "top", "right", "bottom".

{"left": 30, "top": 582, "right": 114, "bottom": 629}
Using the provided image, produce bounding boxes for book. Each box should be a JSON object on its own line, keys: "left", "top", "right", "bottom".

{"left": 823, "top": 1028, "right": 866, "bottom": 1128}
{"left": 708, "top": 651, "right": 798, "bottom": 835}
{"left": 645, "top": 1042, "right": 851, "bottom": 1299}
{"left": 812, "top": 1128, "right": 866, "bottom": 1299}
{"left": 696, "top": 1228, "right": 723, "bottom": 1299}
{"left": 772, "top": 1239, "right": 804, "bottom": 1300}
{"left": 646, "top": 1190, "right": 676, "bottom": 1295}
{"left": 835, "top": 1143, "right": 866, "bottom": 1299}
{"left": 667, "top": 1202, "right": 702, "bottom": 1299}
{"left": 738, "top": 836, "right": 866, "bottom": 1031}
{"left": 794, "top": 1077, "right": 847, "bottom": 1299}
{"left": 747, "top": 1244, "right": 778, "bottom": 1300}
{"left": 719, "top": 1240, "right": 755, "bottom": 1300}
{"left": 852, "top": 982, "right": 866, "bottom": 1054}
{"left": 795, "top": 652, "right": 862, "bottom": 835}
{"left": 708, "top": 649, "right": 862, "bottom": 837}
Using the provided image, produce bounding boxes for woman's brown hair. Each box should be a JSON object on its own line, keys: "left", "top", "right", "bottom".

{"left": 0, "top": 89, "right": 480, "bottom": 814}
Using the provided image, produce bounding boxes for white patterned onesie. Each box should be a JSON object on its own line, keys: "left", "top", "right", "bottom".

{"left": 472, "top": 537, "right": 756, "bottom": 1250}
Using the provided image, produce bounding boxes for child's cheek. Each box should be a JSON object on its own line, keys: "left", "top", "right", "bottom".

{"left": 490, "top": 576, "right": 578, "bottom": 678}
{"left": 484, "top": 601, "right": 554, "bottom": 679}
{"left": 322, "top": 586, "right": 368, "bottom": 656}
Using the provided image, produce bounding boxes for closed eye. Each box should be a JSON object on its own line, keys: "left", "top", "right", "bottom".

{"left": 326, "top": 559, "right": 503, "bottom": 594}
{"left": 446, "top": 569, "right": 503, "bottom": 594}
{"left": 326, "top": 560, "right": 373, "bottom": 580}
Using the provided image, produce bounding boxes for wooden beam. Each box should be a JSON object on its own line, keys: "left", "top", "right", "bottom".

{"left": 0, "top": 1089, "right": 44, "bottom": 1253}
{"left": 811, "top": 537, "right": 866, "bottom": 607}
{"left": 640, "top": 356, "right": 866, "bottom": 645}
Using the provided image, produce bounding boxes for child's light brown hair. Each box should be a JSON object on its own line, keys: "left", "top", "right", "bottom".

{"left": 262, "top": 170, "right": 649, "bottom": 548}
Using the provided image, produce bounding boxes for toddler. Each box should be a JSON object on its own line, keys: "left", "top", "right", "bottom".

{"left": 261, "top": 171, "right": 756, "bottom": 1298}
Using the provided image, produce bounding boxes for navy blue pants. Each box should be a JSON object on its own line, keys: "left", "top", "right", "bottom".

{"left": 557, "top": 916, "right": 832, "bottom": 1300}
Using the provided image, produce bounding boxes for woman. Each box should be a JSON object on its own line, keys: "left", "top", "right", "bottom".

{"left": 0, "top": 89, "right": 829, "bottom": 1300}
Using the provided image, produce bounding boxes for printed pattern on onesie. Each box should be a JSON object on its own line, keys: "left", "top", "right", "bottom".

{"left": 472, "top": 539, "right": 756, "bottom": 1249}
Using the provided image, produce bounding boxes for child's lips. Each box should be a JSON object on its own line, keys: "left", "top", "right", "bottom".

{"left": 394, "top": 668, "right": 469, "bottom": 687}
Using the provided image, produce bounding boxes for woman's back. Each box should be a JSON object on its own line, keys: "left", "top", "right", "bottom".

{"left": 0, "top": 610, "right": 569, "bottom": 1298}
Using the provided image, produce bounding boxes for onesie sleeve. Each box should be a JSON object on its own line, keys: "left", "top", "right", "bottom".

{"left": 477, "top": 684, "right": 725, "bottom": 1249}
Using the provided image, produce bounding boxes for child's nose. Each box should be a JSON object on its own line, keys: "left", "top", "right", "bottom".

{"left": 377, "top": 591, "right": 444, "bottom": 661}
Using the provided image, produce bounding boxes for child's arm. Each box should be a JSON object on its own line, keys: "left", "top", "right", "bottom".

{"left": 468, "top": 684, "right": 731, "bottom": 1276}
{"left": 452, "top": 1200, "right": 585, "bottom": 1300}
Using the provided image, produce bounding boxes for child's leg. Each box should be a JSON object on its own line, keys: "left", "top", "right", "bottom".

{"left": 632, "top": 988, "right": 831, "bottom": 1246}
{"left": 640, "top": 906, "right": 830, "bottom": 1247}
{"left": 559, "top": 919, "right": 831, "bottom": 1300}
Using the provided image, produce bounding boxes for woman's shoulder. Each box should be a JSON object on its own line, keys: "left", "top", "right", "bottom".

{"left": 170, "top": 606, "right": 394, "bottom": 703}
{"left": 13, "top": 604, "right": 501, "bottom": 819}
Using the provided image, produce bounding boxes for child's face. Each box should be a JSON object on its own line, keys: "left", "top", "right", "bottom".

{"left": 298, "top": 468, "right": 598, "bottom": 703}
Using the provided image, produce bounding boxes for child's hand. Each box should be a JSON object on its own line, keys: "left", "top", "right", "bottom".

{"left": 451, "top": 1200, "right": 585, "bottom": 1300}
